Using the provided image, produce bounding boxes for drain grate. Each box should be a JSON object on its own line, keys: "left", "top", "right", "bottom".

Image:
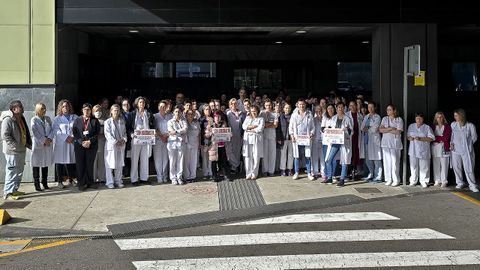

{"left": 0, "top": 201, "right": 31, "bottom": 209}
{"left": 218, "top": 178, "right": 266, "bottom": 211}
{"left": 354, "top": 187, "right": 382, "bottom": 194}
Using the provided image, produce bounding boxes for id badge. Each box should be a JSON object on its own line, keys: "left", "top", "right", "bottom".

{"left": 83, "top": 131, "right": 89, "bottom": 136}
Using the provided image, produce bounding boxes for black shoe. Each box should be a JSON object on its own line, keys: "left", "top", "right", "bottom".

{"left": 42, "top": 182, "right": 50, "bottom": 190}
{"left": 141, "top": 180, "right": 151, "bottom": 185}
{"left": 88, "top": 183, "right": 98, "bottom": 189}
{"left": 321, "top": 178, "right": 333, "bottom": 184}
{"left": 337, "top": 180, "right": 345, "bottom": 187}
{"left": 78, "top": 185, "right": 86, "bottom": 191}
{"left": 132, "top": 182, "right": 140, "bottom": 186}
{"left": 224, "top": 175, "right": 231, "bottom": 181}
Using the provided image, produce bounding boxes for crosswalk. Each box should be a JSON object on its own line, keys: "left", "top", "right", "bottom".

{"left": 114, "top": 211, "right": 480, "bottom": 269}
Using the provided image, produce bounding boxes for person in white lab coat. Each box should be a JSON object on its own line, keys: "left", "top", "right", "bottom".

{"left": 431, "top": 112, "right": 452, "bottom": 187}
{"left": 379, "top": 104, "right": 404, "bottom": 186}
{"left": 52, "top": 99, "right": 78, "bottom": 188}
{"left": 260, "top": 99, "right": 278, "bottom": 176}
{"left": 323, "top": 102, "right": 353, "bottom": 187}
{"left": 289, "top": 98, "right": 315, "bottom": 181}
{"left": 450, "top": 108, "right": 478, "bottom": 192}
{"left": 92, "top": 104, "right": 106, "bottom": 183}
{"left": 30, "top": 103, "right": 53, "bottom": 191}
{"left": 407, "top": 113, "right": 435, "bottom": 188}
{"left": 184, "top": 109, "right": 200, "bottom": 182}
{"left": 227, "top": 98, "right": 246, "bottom": 174}
{"left": 236, "top": 88, "right": 248, "bottom": 113}
{"left": 360, "top": 101, "right": 383, "bottom": 182}
{"left": 321, "top": 104, "right": 337, "bottom": 182}
{"left": 153, "top": 100, "right": 172, "bottom": 183}
{"left": 347, "top": 101, "right": 364, "bottom": 179}
{"left": 104, "top": 104, "right": 127, "bottom": 189}
{"left": 167, "top": 105, "right": 188, "bottom": 185}
{"left": 311, "top": 105, "right": 325, "bottom": 180}
{"left": 279, "top": 103, "right": 294, "bottom": 176}
{"left": 126, "top": 96, "right": 154, "bottom": 186}
{"left": 242, "top": 105, "right": 265, "bottom": 180}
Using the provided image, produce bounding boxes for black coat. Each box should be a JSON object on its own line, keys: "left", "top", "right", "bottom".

{"left": 72, "top": 116, "right": 100, "bottom": 149}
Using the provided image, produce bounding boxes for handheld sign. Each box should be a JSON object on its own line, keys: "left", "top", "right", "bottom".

{"left": 212, "top": 127, "right": 232, "bottom": 142}
{"left": 133, "top": 129, "right": 156, "bottom": 145}
{"left": 323, "top": 128, "right": 345, "bottom": 144}
{"left": 296, "top": 134, "right": 311, "bottom": 146}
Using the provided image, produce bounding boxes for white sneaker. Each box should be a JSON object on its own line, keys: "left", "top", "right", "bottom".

{"left": 308, "top": 174, "right": 315, "bottom": 181}
{"left": 117, "top": 183, "right": 125, "bottom": 188}
{"left": 455, "top": 184, "right": 466, "bottom": 190}
{"left": 434, "top": 181, "right": 441, "bottom": 187}
{"left": 385, "top": 181, "right": 392, "bottom": 186}
{"left": 441, "top": 182, "right": 448, "bottom": 188}
{"left": 292, "top": 173, "right": 299, "bottom": 180}
{"left": 391, "top": 182, "right": 400, "bottom": 187}
{"left": 420, "top": 182, "right": 428, "bottom": 188}
{"left": 470, "top": 187, "right": 479, "bottom": 193}
{"left": 106, "top": 184, "right": 115, "bottom": 189}
{"left": 409, "top": 182, "right": 417, "bottom": 186}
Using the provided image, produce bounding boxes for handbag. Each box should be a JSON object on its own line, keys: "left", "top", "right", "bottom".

{"left": 208, "top": 143, "right": 218, "bottom": 161}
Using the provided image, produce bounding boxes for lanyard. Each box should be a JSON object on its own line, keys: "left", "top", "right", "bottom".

{"left": 83, "top": 117, "right": 90, "bottom": 131}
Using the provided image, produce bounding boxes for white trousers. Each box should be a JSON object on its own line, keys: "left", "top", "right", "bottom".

{"left": 280, "top": 140, "right": 294, "bottom": 170}
{"left": 451, "top": 153, "right": 477, "bottom": 189}
{"left": 432, "top": 156, "right": 449, "bottom": 183}
{"left": 184, "top": 146, "right": 199, "bottom": 180}
{"left": 130, "top": 144, "right": 149, "bottom": 182}
{"left": 201, "top": 145, "right": 212, "bottom": 177}
{"left": 311, "top": 140, "right": 325, "bottom": 176}
{"left": 229, "top": 136, "right": 242, "bottom": 169}
{"left": 262, "top": 138, "right": 276, "bottom": 173}
{"left": 245, "top": 144, "right": 261, "bottom": 177}
{"left": 105, "top": 166, "right": 123, "bottom": 186}
{"left": 153, "top": 142, "right": 169, "bottom": 181}
{"left": 409, "top": 156, "right": 430, "bottom": 184}
{"left": 382, "top": 148, "right": 401, "bottom": 183}
{"left": 168, "top": 147, "right": 184, "bottom": 181}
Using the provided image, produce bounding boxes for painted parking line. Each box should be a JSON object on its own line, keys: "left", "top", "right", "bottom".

{"left": 115, "top": 228, "right": 453, "bottom": 250}
{"left": 0, "top": 239, "right": 84, "bottom": 257}
{"left": 452, "top": 192, "right": 480, "bottom": 206}
{"left": 224, "top": 212, "right": 400, "bottom": 226}
{"left": 0, "top": 239, "right": 32, "bottom": 253}
{"left": 132, "top": 250, "right": 480, "bottom": 270}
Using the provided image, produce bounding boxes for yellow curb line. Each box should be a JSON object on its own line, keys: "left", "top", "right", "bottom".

{"left": 0, "top": 239, "right": 84, "bottom": 257}
{"left": 452, "top": 192, "right": 480, "bottom": 206}
{"left": 0, "top": 239, "right": 32, "bottom": 245}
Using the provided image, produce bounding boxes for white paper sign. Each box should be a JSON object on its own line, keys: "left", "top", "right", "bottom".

{"left": 133, "top": 129, "right": 156, "bottom": 145}
{"left": 296, "top": 134, "right": 311, "bottom": 146}
{"left": 212, "top": 127, "right": 232, "bottom": 142}
{"left": 323, "top": 128, "right": 345, "bottom": 144}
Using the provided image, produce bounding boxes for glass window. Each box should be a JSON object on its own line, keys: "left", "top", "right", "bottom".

{"left": 233, "top": 68, "right": 282, "bottom": 93}
{"left": 176, "top": 62, "right": 216, "bottom": 78}
{"left": 139, "top": 62, "right": 174, "bottom": 78}
{"left": 337, "top": 62, "right": 372, "bottom": 92}
{"left": 452, "top": 63, "right": 478, "bottom": 91}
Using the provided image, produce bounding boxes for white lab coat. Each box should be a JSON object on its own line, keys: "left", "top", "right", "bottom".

{"left": 289, "top": 110, "right": 315, "bottom": 158}
{"left": 380, "top": 116, "right": 404, "bottom": 150}
{"left": 327, "top": 114, "right": 353, "bottom": 165}
{"left": 242, "top": 116, "right": 264, "bottom": 158}
{"left": 153, "top": 112, "right": 172, "bottom": 182}
{"left": 104, "top": 117, "right": 127, "bottom": 169}
{"left": 380, "top": 116, "right": 404, "bottom": 184}
{"left": 407, "top": 123, "right": 435, "bottom": 159}
{"left": 347, "top": 111, "right": 365, "bottom": 159}
{"left": 360, "top": 113, "right": 382, "bottom": 160}
{"left": 52, "top": 114, "right": 78, "bottom": 164}
{"left": 167, "top": 118, "right": 188, "bottom": 182}
{"left": 30, "top": 116, "right": 53, "bottom": 167}
{"left": 451, "top": 122, "right": 477, "bottom": 188}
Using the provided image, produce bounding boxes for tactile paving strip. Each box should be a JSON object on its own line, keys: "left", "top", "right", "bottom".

{"left": 217, "top": 179, "right": 266, "bottom": 211}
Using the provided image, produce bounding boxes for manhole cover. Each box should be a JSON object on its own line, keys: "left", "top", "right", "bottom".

{"left": 0, "top": 201, "right": 31, "bottom": 209}
{"left": 182, "top": 184, "right": 217, "bottom": 195}
{"left": 354, "top": 188, "right": 382, "bottom": 194}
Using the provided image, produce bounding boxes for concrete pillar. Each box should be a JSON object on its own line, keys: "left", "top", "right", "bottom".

{"left": 372, "top": 23, "right": 438, "bottom": 123}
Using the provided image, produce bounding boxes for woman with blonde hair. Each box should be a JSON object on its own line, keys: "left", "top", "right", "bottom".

{"left": 227, "top": 98, "right": 245, "bottom": 174}
{"left": 52, "top": 99, "right": 78, "bottom": 188}
{"left": 30, "top": 103, "right": 53, "bottom": 191}
{"left": 104, "top": 104, "right": 127, "bottom": 188}
{"left": 450, "top": 109, "right": 478, "bottom": 192}
{"left": 92, "top": 104, "right": 106, "bottom": 183}
{"left": 431, "top": 111, "right": 452, "bottom": 187}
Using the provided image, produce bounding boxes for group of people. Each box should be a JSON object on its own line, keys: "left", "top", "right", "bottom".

{"left": 1, "top": 89, "right": 478, "bottom": 200}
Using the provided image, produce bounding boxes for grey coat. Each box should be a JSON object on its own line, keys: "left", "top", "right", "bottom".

{"left": 1, "top": 110, "right": 32, "bottom": 155}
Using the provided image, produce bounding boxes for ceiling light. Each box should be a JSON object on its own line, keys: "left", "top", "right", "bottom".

{"left": 129, "top": 30, "right": 139, "bottom": 33}
{"left": 148, "top": 41, "right": 156, "bottom": 44}
{"left": 362, "top": 41, "right": 370, "bottom": 44}
{"left": 296, "top": 30, "right": 307, "bottom": 34}
{"left": 275, "top": 41, "right": 283, "bottom": 44}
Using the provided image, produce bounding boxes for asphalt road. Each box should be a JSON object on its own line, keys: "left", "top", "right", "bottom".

{"left": 1, "top": 191, "right": 480, "bottom": 270}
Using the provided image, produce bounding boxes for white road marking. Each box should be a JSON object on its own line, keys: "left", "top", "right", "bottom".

{"left": 114, "top": 228, "right": 453, "bottom": 250}
{"left": 132, "top": 250, "right": 480, "bottom": 269}
{"left": 224, "top": 212, "right": 400, "bottom": 226}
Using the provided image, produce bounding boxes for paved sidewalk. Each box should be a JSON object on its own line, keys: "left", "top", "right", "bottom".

{"left": 0, "top": 174, "right": 452, "bottom": 238}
